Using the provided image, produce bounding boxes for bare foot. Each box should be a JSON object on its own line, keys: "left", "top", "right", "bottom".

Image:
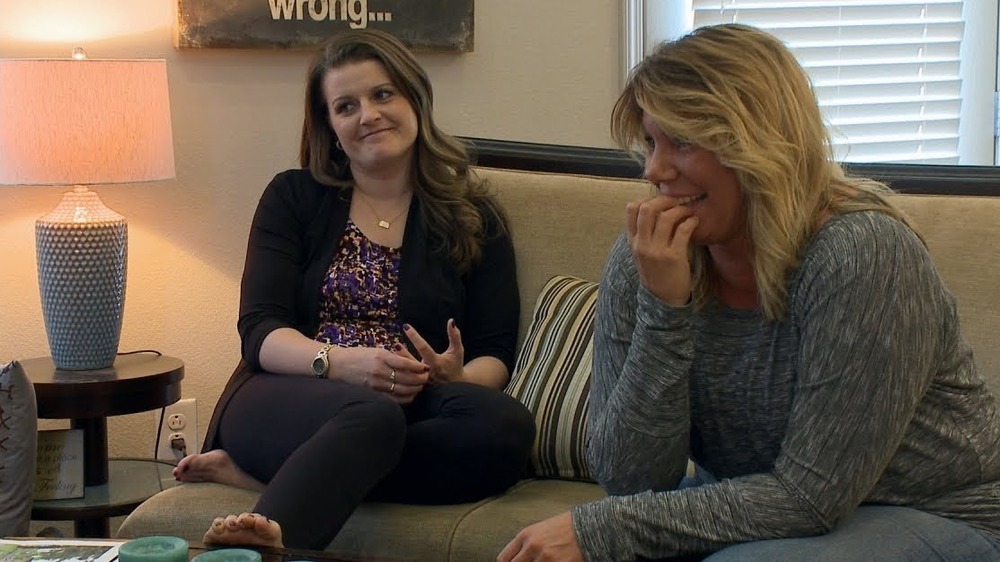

{"left": 203, "top": 512, "right": 283, "bottom": 548}
{"left": 173, "top": 450, "right": 265, "bottom": 491}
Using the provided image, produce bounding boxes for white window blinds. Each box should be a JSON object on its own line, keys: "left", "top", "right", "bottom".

{"left": 691, "top": 1, "right": 966, "bottom": 164}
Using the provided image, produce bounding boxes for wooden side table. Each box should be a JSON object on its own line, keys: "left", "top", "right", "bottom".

{"left": 23, "top": 353, "right": 184, "bottom": 538}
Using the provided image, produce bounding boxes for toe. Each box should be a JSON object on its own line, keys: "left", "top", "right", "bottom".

{"left": 255, "top": 516, "right": 273, "bottom": 536}
{"left": 237, "top": 513, "right": 257, "bottom": 529}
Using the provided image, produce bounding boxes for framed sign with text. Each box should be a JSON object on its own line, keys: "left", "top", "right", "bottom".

{"left": 33, "top": 429, "right": 84, "bottom": 501}
{"left": 176, "top": 0, "right": 474, "bottom": 51}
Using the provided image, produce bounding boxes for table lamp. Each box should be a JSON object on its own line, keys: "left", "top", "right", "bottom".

{"left": 0, "top": 50, "right": 175, "bottom": 370}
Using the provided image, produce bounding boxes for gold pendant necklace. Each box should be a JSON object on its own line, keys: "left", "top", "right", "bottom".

{"left": 356, "top": 192, "right": 410, "bottom": 229}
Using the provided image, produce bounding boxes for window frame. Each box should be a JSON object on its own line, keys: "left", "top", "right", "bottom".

{"left": 622, "top": 0, "right": 1000, "bottom": 167}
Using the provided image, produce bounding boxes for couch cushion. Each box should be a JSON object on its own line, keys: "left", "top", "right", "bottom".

{"left": 449, "top": 479, "right": 606, "bottom": 561}
{"left": 894, "top": 194, "right": 1000, "bottom": 395}
{"left": 118, "top": 482, "right": 491, "bottom": 561}
{"left": 117, "top": 479, "right": 606, "bottom": 562}
{"left": 506, "top": 275, "right": 598, "bottom": 481}
{"left": 117, "top": 482, "right": 254, "bottom": 541}
{"left": 477, "top": 166, "right": 649, "bottom": 349}
{"left": 0, "top": 360, "right": 37, "bottom": 537}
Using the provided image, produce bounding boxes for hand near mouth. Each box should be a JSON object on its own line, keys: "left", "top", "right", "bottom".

{"left": 625, "top": 195, "right": 700, "bottom": 307}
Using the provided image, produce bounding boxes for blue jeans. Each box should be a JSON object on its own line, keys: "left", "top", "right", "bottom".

{"left": 674, "top": 468, "right": 1000, "bottom": 562}
{"left": 704, "top": 506, "right": 1000, "bottom": 562}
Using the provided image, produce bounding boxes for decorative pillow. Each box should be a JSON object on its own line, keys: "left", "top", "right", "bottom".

{"left": 506, "top": 275, "right": 598, "bottom": 481}
{"left": 0, "top": 360, "right": 37, "bottom": 536}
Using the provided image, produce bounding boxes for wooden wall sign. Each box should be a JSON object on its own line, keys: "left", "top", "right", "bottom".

{"left": 176, "top": 0, "right": 474, "bottom": 51}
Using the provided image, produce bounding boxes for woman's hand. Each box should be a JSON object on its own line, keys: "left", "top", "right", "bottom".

{"left": 329, "top": 346, "right": 428, "bottom": 403}
{"left": 401, "top": 319, "right": 465, "bottom": 383}
{"left": 497, "top": 512, "right": 583, "bottom": 562}
{"left": 626, "top": 195, "right": 699, "bottom": 307}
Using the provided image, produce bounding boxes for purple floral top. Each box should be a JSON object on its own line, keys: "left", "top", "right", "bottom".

{"left": 315, "top": 220, "right": 404, "bottom": 349}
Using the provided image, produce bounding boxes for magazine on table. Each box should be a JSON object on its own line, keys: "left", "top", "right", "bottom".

{"left": 0, "top": 538, "right": 121, "bottom": 562}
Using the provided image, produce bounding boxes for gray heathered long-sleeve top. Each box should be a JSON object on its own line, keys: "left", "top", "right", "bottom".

{"left": 571, "top": 210, "right": 1000, "bottom": 560}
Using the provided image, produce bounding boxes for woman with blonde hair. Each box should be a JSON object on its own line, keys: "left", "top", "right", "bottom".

{"left": 173, "top": 29, "right": 534, "bottom": 549}
{"left": 500, "top": 23, "right": 1000, "bottom": 561}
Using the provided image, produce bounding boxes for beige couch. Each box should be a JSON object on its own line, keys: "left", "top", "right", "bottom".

{"left": 117, "top": 166, "right": 1000, "bottom": 561}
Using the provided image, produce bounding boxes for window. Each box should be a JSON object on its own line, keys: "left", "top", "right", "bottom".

{"left": 626, "top": 1, "right": 999, "bottom": 165}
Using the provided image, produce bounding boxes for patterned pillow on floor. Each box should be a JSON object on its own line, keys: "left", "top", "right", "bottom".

{"left": 506, "top": 275, "right": 597, "bottom": 481}
{"left": 0, "top": 360, "right": 37, "bottom": 536}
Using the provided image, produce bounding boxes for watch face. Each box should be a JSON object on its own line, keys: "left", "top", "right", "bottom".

{"left": 312, "top": 356, "right": 326, "bottom": 375}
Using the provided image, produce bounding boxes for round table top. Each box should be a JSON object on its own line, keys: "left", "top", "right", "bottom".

{"left": 22, "top": 354, "right": 184, "bottom": 419}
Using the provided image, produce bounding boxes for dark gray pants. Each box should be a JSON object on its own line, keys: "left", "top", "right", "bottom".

{"left": 218, "top": 375, "right": 535, "bottom": 549}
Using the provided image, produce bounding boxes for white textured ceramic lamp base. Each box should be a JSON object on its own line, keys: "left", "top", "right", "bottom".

{"left": 35, "top": 187, "right": 128, "bottom": 370}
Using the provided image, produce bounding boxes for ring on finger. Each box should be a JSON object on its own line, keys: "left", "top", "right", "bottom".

{"left": 388, "top": 380, "right": 396, "bottom": 394}
{"left": 389, "top": 369, "right": 397, "bottom": 383}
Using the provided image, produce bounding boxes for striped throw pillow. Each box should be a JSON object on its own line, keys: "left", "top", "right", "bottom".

{"left": 506, "top": 275, "right": 597, "bottom": 481}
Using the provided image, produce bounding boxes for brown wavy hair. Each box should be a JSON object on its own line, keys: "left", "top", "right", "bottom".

{"left": 611, "top": 23, "right": 917, "bottom": 321}
{"left": 299, "top": 29, "right": 506, "bottom": 272}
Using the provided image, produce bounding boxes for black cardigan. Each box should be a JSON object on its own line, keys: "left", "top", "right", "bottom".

{"left": 203, "top": 169, "right": 519, "bottom": 450}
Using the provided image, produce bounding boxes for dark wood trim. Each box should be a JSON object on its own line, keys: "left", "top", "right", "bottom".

{"left": 463, "top": 137, "right": 1000, "bottom": 197}
{"left": 464, "top": 137, "right": 643, "bottom": 179}
{"left": 840, "top": 163, "right": 1000, "bottom": 196}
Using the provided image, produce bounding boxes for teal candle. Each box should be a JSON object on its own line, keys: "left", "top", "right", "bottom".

{"left": 191, "top": 548, "right": 263, "bottom": 562}
{"left": 119, "top": 536, "right": 189, "bottom": 562}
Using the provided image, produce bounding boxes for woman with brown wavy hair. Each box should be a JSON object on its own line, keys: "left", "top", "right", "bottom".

{"left": 173, "top": 29, "right": 534, "bottom": 549}
{"left": 501, "top": 23, "right": 1000, "bottom": 562}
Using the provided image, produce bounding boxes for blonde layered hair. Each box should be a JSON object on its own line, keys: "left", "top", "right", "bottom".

{"left": 299, "top": 29, "right": 505, "bottom": 272}
{"left": 612, "top": 24, "right": 917, "bottom": 321}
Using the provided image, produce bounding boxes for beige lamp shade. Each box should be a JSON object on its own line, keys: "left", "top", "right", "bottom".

{"left": 0, "top": 58, "right": 175, "bottom": 185}
{"left": 0, "top": 57, "right": 175, "bottom": 372}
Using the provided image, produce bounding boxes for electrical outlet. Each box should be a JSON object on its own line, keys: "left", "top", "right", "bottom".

{"left": 167, "top": 414, "right": 186, "bottom": 430}
{"left": 155, "top": 398, "right": 199, "bottom": 463}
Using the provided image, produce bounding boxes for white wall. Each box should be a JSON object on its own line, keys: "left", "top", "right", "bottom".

{"left": 0, "top": 0, "right": 621, "bottom": 457}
